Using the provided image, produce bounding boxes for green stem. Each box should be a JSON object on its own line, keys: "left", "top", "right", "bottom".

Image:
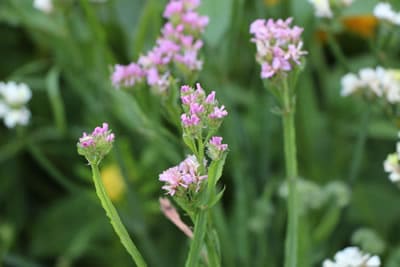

{"left": 282, "top": 80, "right": 298, "bottom": 267}
{"left": 349, "top": 106, "right": 371, "bottom": 184}
{"left": 90, "top": 164, "right": 147, "bottom": 267}
{"left": 204, "top": 212, "right": 221, "bottom": 267}
{"left": 185, "top": 209, "right": 208, "bottom": 267}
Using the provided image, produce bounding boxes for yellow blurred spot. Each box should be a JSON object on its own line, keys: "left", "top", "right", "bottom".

{"left": 101, "top": 164, "right": 126, "bottom": 202}
{"left": 264, "top": 0, "right": 279, "bottom": 7}
{"left": 342, "top": 15, "right": 378, "bottom": 38}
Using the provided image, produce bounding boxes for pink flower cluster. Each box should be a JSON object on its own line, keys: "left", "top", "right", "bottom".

{"left": 207, "top": 136, "right": 228, "bottom": 160}
{"left": 111, "top": 0, "right": 209, "bottom": 93}
{"left": 209, "top": 136, "right": 228, "bottom": 151}
{"left": 250, "top": 18, "right": 307, "bottom": 79}
{"left": 180, "top": 83, "right": 228, "bottom": 129}
{"left": 78, "top": 122, "right": 115, "bottom": 148}
{"left": 159, "top": 155, "right": 207, "bottom": 196}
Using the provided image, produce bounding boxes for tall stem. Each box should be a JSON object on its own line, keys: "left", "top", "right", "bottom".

{"left": 349, "top": 105, "right": 371, "bottom": 184}
{"left": 282, "top": 80, "right": 298, "bottom": 267}
{"left": 90, "top": 165, "right": 147, "bottom": 267}
{"left": 185, "top": 209, "right": 208, "bottom": 267}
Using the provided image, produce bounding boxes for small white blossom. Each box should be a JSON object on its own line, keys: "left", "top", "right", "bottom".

{"left": 374, "top": 2, "right": 400, "bottom": 25}
{"left": 4, "top": 108, "right": 31, "bottom": 129}
{"left": 308, "top": 0, "right": 333, "bottom": 18}
{"left": 33, "top": 0, "right": 53, "bottom": 14}
{"left": 323, "top": 247, "right": 381, "bottom": 267}
{"left": 358, "top": 68, "right": 384, "bottom": 97}
{"left": 0, "top": 81, "right": 32, "bottom": 128}
{"left": 341, "top": 73, "right": 362, "bottom": 96}
{"left": 383, "top": 133, "right": 400, "bottom": 183}
{"left": 383, "top": 70, "right": 400, "bottom": 103}
{"left": 308, "top": 0, "right": 353, "bottom": 18}
{"left": 341, "top": 67, "right": 400, "bottom": 103}
{"left": 384, "top": 153, "right": 400, "bottom": 182}
{"left": 0, "top": 101, "right": 9, "bottom": 118}
{"left": 0, "top": 82, "right": 32, "bottom": 106}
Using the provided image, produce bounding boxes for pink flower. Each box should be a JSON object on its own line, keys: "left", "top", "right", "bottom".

{"left": 205, "top": 91, "right": 215, "bottom": 103}
{"left": 77, "top": 122, "right": 115, "bottom": 164}
{"left": 79, "top": 132, "right": 94, "bottom": 147}
{"left": 92, "top": 122, "right": 109, "bottom": 136}
{"left": 209, "top": 136, "right": 228, "bottom": 151}
{"left": 180, "top": 83, "right": 228, "bottom": 129}
{"left": 190, "top": 102, "right": 204, "bottom": 114}
{"left": 106, "top": 133, "right": 115, "bottom": 142}
{"left": 209, "top": 106, "right": 228, "bottom": 119}
{"left": 250, "top": 17, "right": 307, "bottom": 79}
{"left": 159, "top": 155, "right": 207, "bottom": 196}
{"left": 147, "top": 68, "right": 160, "bottom": 86}
{"left": 111, "top": 63, "right": 145, "bottom": 88}
{"left": 111, "top": 0, "right": 209, "bottom": 93}
{"left": 164, "top": 1, "right": 184, "bottom": 18}
{"left": 181, "top": 113, "right": 200, "bottom": 126}
{"left": 182, "top": 12, "right": 209, "bottom": 31}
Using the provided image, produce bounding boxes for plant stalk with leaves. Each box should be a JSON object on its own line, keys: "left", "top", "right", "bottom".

{"left": 77, "top": 123, "right": 147, "bottom": 267}
{"left": 250, "top": 17, "right": 307, "bottom": 267}
{"left": 158, "top": 83, "right": 228, "bottom": 267}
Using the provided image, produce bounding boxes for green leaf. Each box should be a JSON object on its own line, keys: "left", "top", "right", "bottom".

{"left": 207, "top": 186, "right": 226, "bottom": 208}
{"left": 46, "top": 68, "right": 67, "bottom": 134}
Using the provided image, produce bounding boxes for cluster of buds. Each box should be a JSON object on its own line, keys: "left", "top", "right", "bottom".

{"left": 250, "top": 18, "right": 307, "bottom": 79}
{"left": 341, "top": 67, "right": 400, "bottom": 103}
{"left": 308, "top": 0, "right": 353, "bottom": 19}
{"left": 159, "top": 155, "right": 207, "bottom": 196}
{"left": 77, "top": 122, "right": 115, "bottom": 165}
{"left": 0, "top": 81, "right": 32, "bottom": 129}
{"left": 180, "top": 83, "right": 227, "bottom": 134}
{"left": 111, "top": 0, "right": 209, "bottom": 94}
{"left": 207, "top": 136, "right": 228, "bottom": 160}
{"left": 159, "top": 83, "right": 228, "bottom": 197}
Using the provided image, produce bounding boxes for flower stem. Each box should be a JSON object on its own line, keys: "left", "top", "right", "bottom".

{"left": 185, "top": 209, "right": 208, "bottom": 267}
{"left": 90, "top": 164, "right": 147, "bottom": 267}
{"left": 349, "top": 105, "right": 371, "bottom": 184}
{"left": 282, "top": 80, "right": 298, "bottom": 267}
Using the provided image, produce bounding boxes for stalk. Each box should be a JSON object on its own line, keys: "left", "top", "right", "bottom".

{"left": 282, "top": 80, "right": 299, "bottom": 267}
{"left": 185, "top": 209, "right": 208, "bottom": 267}
{"left": 90, "top": 164, "right": 147, "bottom": 267}
{"left": 349, "top": 105, "right": 371, "bottom": 184}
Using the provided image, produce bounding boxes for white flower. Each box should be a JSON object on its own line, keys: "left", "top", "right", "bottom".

{"left": 308, "top": 0, "right": 333, "bottom": 18}
{"left": 374, "top": 2, "right": 400, "bottom": 25}
{"left": 341, "top": 73, "right": 361, "bottom": 96}
{"left": 0, "top": 101, "right": 9, "bottom": 118}
{"left": 359, "top": 68, "right": 384, "bottom": 97}
{"left": 341, "top": 67, "right": 400, "bottom": 103}
{"left": 384, "top": 153, "right": 400, "bottom": 182}
{"left": 0, "top": 81, "right": 32, "bottom": 128}
{"left": 323, "top": 247, "right": 381, "bottom": 267}
{"left": 382, "top": 70, "right": 400, "bottom": 103}
{"left": 4, "top": 108, "right": 31, "bottom": 129}
{"left": 0, "top": 82, "right": 32, "bottom": 107}
{"left": 33, "top": 0, "right": 53, "bottom": 14}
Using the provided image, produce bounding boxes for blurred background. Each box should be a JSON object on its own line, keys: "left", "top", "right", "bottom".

{"left": 1, "top": 0, "right": 400, "bottom": 266}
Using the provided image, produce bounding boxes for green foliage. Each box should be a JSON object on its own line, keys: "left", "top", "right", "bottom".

{"left": 1, "top": 0, "right": 400, "bottom": 266}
